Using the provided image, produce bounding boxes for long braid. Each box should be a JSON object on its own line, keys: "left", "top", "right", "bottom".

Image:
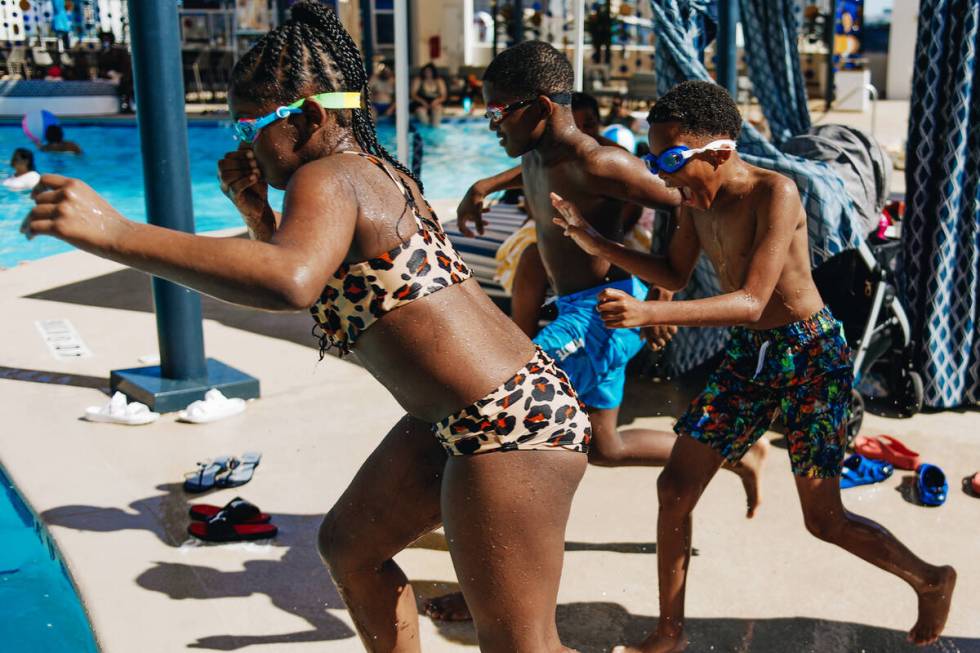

{"left": 230, "top": 1, "right": 423, "bottom": 192}
{"left": 292, "top": 2, "right": 423, "bottom": 191}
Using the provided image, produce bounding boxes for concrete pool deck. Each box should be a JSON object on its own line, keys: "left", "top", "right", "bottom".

{"left": 1, "top": 215, "right": 978, "bottom": 652}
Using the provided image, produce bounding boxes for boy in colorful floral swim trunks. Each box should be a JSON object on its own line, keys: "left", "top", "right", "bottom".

{"left": 554, "top": 80, "right": 956, "bottom": 653}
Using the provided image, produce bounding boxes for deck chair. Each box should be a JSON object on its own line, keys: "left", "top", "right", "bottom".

{"left": 442, "top": 202, "right": 528, "bottom": 301}
{"left": 31, "top": 45, "right": 54, "bottom": 69}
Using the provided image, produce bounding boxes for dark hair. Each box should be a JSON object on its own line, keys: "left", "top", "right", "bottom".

{"left": 45, "top": 124, "right": 64, "bottom": 143}
{"left": 229, "top": 0, "right": 421, "bottom": 191}
{"left": 647, "top": 80, "right": 742, "bottom": 140}
{"left": 12, "top": 147, "right": 35, "bottom": 170}
{"left": 483, "top": 41, "right": 573, "bottom": 99}
{"left": 420, "top": 63, "right": 439, "bottom": 80}
{"left": 571, "top": 92, "right": 599, "bottom": 118}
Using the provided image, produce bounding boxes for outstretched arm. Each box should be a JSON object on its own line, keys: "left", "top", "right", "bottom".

{"left": 455, "top": 165, "right": 523, "bottom": 236}
{"left": 596, "top": 177, "right": 802, "bottom": 328}
{"left": 584, "top": 145, "right": 681, "bottom": 211}
{"left": 22, "top": 161, "right": 357, "bottom": 312}
{"left": 551, "top": 193, "right": 699, "bottom": 291}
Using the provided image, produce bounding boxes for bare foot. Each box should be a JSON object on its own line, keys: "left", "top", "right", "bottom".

{"left": 725, "top": 438, "right": 769, "bottom": 518}
{"left": 909, "top": 566, "right": 956, "bottom": 645}
{"left": 422, "top": 591, "right": 472, "bottom": 622}
{"left": 611, "top": 630, "right": 688, "bottom": 653}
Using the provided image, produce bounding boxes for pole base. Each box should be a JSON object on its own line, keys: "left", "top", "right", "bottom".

{"left": 110, "top": 358, "right": 260, "bottom": 414}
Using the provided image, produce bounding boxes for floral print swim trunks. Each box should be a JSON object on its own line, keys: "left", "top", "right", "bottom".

{"left": 674, "top": 306, "right": 852, "bottom": 478}
{"left": 434, "top": 346, "right": 592, "bottom": 456}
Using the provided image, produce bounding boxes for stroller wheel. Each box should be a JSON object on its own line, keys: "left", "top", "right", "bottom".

{"left": 847, "top": 389, "right": 865, "bottom": 443}
{"left": 893, "top": 370, "right": 925, "bottom": 417}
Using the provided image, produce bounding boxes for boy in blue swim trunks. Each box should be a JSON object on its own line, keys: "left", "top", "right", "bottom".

{"left": 454, "top": 40, "right": 767, "bottom": 488}
{"left": 554, "top": 80, "right": 956, "bottom": 652}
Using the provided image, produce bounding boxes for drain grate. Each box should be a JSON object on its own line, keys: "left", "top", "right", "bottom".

{"left": 34, "top": 319, "right": 92, "bottom": 360}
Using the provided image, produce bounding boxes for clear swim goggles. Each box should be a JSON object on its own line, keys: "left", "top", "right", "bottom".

{"left": 233, "top": 92, "right": 363, "bottom": 144}
{"left": 643, "top": 139, "right": 737, "bottom": 174}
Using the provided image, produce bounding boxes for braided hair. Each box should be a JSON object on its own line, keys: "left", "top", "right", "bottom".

{"left": 230, "top": 0, "right": 421, "bottom": 192}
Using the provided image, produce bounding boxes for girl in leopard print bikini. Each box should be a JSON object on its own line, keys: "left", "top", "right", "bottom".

{"left": 22, "top": 3, "right": 590, "bottom": 652}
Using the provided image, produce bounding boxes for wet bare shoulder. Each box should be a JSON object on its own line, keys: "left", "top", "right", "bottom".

{"left": 287, "top": 154, "right": 358, "bottom": 200}
{"left": 752, "top": 169, "right": 804, "bottom": 228}
{"left": 582, "top": 142, "right": 637, "bottom": 179}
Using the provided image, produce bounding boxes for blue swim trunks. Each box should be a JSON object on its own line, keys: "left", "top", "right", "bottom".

{"left": 533, "top": 277, "right": 647, "bottom": 410}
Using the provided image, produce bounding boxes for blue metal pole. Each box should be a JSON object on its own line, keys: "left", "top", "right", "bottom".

{"left": 126, "top": 0, "right": 207, "bottom": 381}
{"left": 360, "top": 0, "right": 375, "bottom": 70}
{"left": 717, "top": 0, "right": 738, "bottom": 98}
{"left": 825, "top": 0, "right": 837, "bottom": 111}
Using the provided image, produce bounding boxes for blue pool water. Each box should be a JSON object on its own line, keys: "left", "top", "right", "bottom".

{"left": 0, "top": 119, "right": 514, "bottom": 268}
{"left": 0, "top": 467, "right": 98, "bottom": 652}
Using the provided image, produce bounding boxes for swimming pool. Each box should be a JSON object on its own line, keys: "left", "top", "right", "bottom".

{"left": 0, "top": 119, "right": 515, "bottom": 269}
{"left": 0, "top": 466, "right": 99, "bottom": 652}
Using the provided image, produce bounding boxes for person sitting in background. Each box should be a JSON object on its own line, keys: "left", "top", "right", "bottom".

{"left": 410, "top": 63, "right": 448, "bottom": 126}
{"left": 604, "top": 94, "right": 632, "bottom": 126}
{"left": 45, "top": 64, "right": 64, "bottom": 81}
{"left": 368, "top": 63, "right": 396, "bottom": 118}
{"left": 3, "top": 148, "right": 41, "bottom": 192}
{"left": 41, "top": 124, "right": 82, "bottom": 154}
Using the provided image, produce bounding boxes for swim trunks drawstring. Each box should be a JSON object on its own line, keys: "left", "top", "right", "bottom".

{"left": 753, "top": 340, "right": 771, "bottom": 379}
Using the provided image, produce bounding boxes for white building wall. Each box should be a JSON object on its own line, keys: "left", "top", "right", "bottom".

{"left": 886, "top": 0, "right": 919, "bottom": 100}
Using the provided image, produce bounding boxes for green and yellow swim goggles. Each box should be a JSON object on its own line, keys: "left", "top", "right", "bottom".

{"left": 233, "top": 92, "right": 362, "bottom": 144}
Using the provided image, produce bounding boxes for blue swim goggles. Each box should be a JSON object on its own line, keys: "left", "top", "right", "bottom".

{"left": 643, "top": 139, "right": 737, "bottom": 174}
{"left": 233, "top": 91, "right": 363, "bottom": 144}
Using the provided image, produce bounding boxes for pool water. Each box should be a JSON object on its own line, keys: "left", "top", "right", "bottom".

{"left": 0, "top": 467, "right": 98, "bottom": 653}
{"left": 0, "top": 119, "right": 515, "bottom": 269}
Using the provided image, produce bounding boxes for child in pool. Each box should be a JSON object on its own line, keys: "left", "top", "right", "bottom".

{"left": 3, "top": 148, "right": 41, "bottom": 192}
{"left": 23, "top": 4, "right": 591, "bottom": 651}
{"left": 553, "top": 80, "right": 956, "bottom": 653}
{"left": 41, "top": 125, "right": 82, "bottom": 154}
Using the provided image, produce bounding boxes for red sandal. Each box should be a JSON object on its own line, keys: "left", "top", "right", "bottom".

{"left": 854, "top": 435, "right": 920, "bottom": 470}
{"left": 188, "top": 514, "right": 277, "bottom": 542}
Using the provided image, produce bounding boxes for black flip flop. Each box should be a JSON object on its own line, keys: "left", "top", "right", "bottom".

{"left": 188, "top": 497, "right": 271, "bottom": 524}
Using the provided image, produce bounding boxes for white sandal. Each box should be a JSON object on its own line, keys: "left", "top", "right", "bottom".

{"left": 84, "top": 391, "right": 160, "bottom": 425}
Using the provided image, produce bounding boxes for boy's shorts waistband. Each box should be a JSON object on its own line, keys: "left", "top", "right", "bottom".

{"left": 733, "top": 306, "right": 839, "bottom": 346}
{"left": 557, "top": 277, "right": 646, "bottom": 305}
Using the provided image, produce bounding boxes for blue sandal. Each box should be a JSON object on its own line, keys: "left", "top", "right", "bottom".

{"left": 916, "top": 463, "right": 948, "bottom": 506}
{"left": 840, "top": 454, "right": 893, "bottom": 489}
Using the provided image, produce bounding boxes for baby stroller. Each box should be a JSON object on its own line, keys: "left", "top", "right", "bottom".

{"left": 785, "top": 125, "right": 924, "bottom": 440}
{"left": 812, "top": 234, "right": 923, "bottom": 440}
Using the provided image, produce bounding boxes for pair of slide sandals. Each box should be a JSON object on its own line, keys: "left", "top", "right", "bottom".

{"left": 853, "top": 435, "right": 949, "bottom": 505}
{"left": 187, "top": 497, "right": 277, "bottom": 542}
{"left": 183, "top": 452, "right": 262, "bottom": 493}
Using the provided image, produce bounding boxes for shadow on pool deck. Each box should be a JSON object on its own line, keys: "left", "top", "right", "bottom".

{"left": 41, "top": 484, "right": 356, "bottom": 649}
{"left": 0, "top": 364, "right": 110, "bottom": 393}
{"left": 420, "top": 602, "right": 980, "bottom": 653}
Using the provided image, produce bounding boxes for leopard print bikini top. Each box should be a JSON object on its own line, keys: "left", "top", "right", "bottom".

{"left": 310, "top": 152, "right": 472, "bottom": 356}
